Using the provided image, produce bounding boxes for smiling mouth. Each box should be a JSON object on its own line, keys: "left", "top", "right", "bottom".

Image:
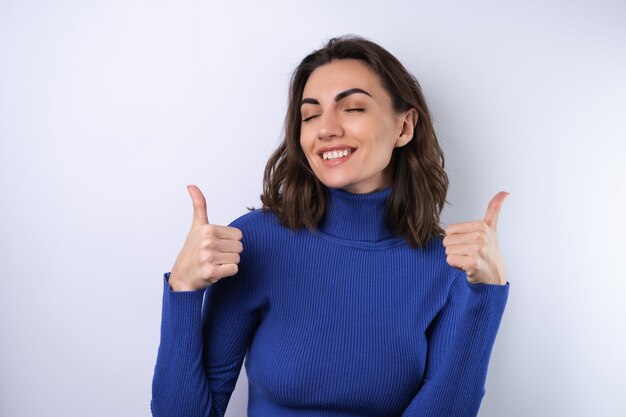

{"left": 321, "top": 148, "right": 355, "bottom": 160}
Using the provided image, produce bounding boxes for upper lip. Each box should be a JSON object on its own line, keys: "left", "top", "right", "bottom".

{"left": 317, "top": 145, "right": 356, "bottom": 156}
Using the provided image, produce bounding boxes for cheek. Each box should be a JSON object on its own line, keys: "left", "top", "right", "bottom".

{"left": 299, "top": 134, "right": 316, "bottom": 163}
{"left": 376, "top": 120, "right": 401, "bottom": 152}
{"left": 358, "top": 128, "right": 398, "bottom": 169}
{"left": 299, "top": 125, "right": 313, "bottom": 146}
{"left": 353, "top": 122, "right": 396, "bottom": 153}
{"left": 349, "top": 115, "right": 393, "bottom": 141}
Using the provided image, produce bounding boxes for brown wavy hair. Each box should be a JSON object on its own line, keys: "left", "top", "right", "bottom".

{"left": 258, "top": 34, "right": 449, "bottom": 249}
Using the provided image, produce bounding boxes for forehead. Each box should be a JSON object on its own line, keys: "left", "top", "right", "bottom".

{"left": 302, "top": 59, "right": 386, "bottom": 99}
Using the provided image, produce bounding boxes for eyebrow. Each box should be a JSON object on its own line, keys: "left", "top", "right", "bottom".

{"left": 301, "top": 88, "right": 372, "bottom": 106}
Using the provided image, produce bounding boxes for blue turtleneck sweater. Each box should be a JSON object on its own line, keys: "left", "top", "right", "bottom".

{"left": 151, "top": 186, "right": 510, "bottom": 417}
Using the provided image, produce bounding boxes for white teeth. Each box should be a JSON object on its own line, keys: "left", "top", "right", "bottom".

{"left": 323, "top": 149, "right": 352, "bottom": 160}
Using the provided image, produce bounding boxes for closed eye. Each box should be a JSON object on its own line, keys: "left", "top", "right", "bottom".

{"left": 302, "top": 108, "right": 364, "bottom": 123}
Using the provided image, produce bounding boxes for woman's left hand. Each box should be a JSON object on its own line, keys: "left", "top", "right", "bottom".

{"left": 443, "top": 191, "right": 510, "bottom": 285}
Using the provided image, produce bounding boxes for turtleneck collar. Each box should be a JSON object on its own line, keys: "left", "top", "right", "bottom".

{"left": 318, "top": 185, "right": 395, "bottom": 242}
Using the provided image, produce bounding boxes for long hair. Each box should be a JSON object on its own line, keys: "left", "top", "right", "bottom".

{"left": 259, "top": 35, "right": 448, "bottom": 248}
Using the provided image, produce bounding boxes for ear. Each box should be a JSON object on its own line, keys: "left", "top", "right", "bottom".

{"left": 394, "top": 108, "right": 419, "bottom": 148}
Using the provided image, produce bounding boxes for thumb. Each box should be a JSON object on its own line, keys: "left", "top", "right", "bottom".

{"left": 187, "top": 184, "right": 209, "bottom": 229}
{"left": 484, "top": 191, "right": 509, "bottom": 232}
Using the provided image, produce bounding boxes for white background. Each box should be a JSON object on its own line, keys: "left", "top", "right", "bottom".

{"left": 1, "top": 1, "right": 625, "bottom": 416}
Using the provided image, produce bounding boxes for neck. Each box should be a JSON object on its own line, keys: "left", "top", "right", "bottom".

{"left": 318, "top": 186, "right": 395, "bottom": 242}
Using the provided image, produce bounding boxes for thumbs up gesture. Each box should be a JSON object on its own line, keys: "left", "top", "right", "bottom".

{"left": 442, "top": 192, "right": 510, "bottom": 286}
{"left": 168, "top": 185, "right": 244, "bottom": 292}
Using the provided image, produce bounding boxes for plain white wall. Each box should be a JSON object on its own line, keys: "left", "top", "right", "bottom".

{"left": 1, "top": 0, "right": 624, "bottom": 416}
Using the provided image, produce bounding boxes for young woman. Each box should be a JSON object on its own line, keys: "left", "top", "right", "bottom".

{"left": 151, "top": 35, "right": 510, "bottom": 417}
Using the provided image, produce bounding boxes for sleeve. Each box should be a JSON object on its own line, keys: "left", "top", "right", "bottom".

{"left": 150, "top": 268, "right": 260, "bottom": 417}
{"left": 401, "top": 271, "right": 510, "bottom": 417}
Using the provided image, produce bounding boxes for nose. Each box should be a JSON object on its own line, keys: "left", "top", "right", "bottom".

{"left": 317, "top": 111, "right": 344, "bottom": 140}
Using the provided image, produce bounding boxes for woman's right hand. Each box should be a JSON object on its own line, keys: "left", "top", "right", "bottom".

{"left": 168, "top": 185, "right": 244, "bottom": 292}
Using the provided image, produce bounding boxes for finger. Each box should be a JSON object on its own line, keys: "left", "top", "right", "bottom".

{"left": 188, "top": 184, "right": 209, "bottom": 229}
{"left": 443, "top": 232, "right": 483, "bottom": 247}
{"left": 196, "top": 224, "right": 243, "bottom": 241}
{"left": 445, "top": 253, "right": 470, "bottom": 271}
{"left": 212, "top": 238, "right": 244, "bottom": 254}
{"left": 204, "top": 238, "right": 243, "bottom": 254}
{"left": 213, "top": 263, "right": 239, "bottom": 280}
{"left": 445, "top": 243, "right": 480, "bottom": 257}
{"left": 208, "top": 251, "right": 241, "bottom": 265}
{"left": 484, "top": 191, "right": 509, "bottom": 232}
{"left": 444, "top": 220, "right": 485, "bottom": 236}
{"left": 446, "top": 253, "right": 481, "bottom": 274}
{"left": 211, "top": 225, "right": 243, "bottom": 241}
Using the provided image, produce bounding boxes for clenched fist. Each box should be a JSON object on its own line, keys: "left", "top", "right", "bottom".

{"left": 168, "top": 185, "right": 244, "bottom": 292}
{"left": 443, "top": 191, "right": 509, "bottom": 286}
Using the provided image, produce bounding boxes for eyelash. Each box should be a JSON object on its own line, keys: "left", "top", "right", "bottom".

{"left": 302, "top": 108, "right": 365, "bottom": 123}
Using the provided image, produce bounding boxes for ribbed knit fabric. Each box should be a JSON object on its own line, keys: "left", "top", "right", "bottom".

{"left": 151, "top": 186, "right": 510, "bottom": 417}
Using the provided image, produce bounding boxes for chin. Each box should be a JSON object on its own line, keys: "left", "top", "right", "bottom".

{"left": 317, "top": 175, "right": 355, "bottom": 190}
{"left": 321, "top": 181, "right": 349, "bottom": 191}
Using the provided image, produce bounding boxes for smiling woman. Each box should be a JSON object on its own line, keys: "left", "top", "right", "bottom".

{"left": 299, "top": 60, "right": 418, "bottom": 194}
{"left": 151, "top": 34, "right": 510, "bottom": 417}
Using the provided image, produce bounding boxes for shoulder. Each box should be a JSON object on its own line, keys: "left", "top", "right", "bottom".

{"left": 226, "top": 208, "right": 292, "bottom": 251}
{"left": 227, "top": 207, "right": 281, "bottom": 232}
